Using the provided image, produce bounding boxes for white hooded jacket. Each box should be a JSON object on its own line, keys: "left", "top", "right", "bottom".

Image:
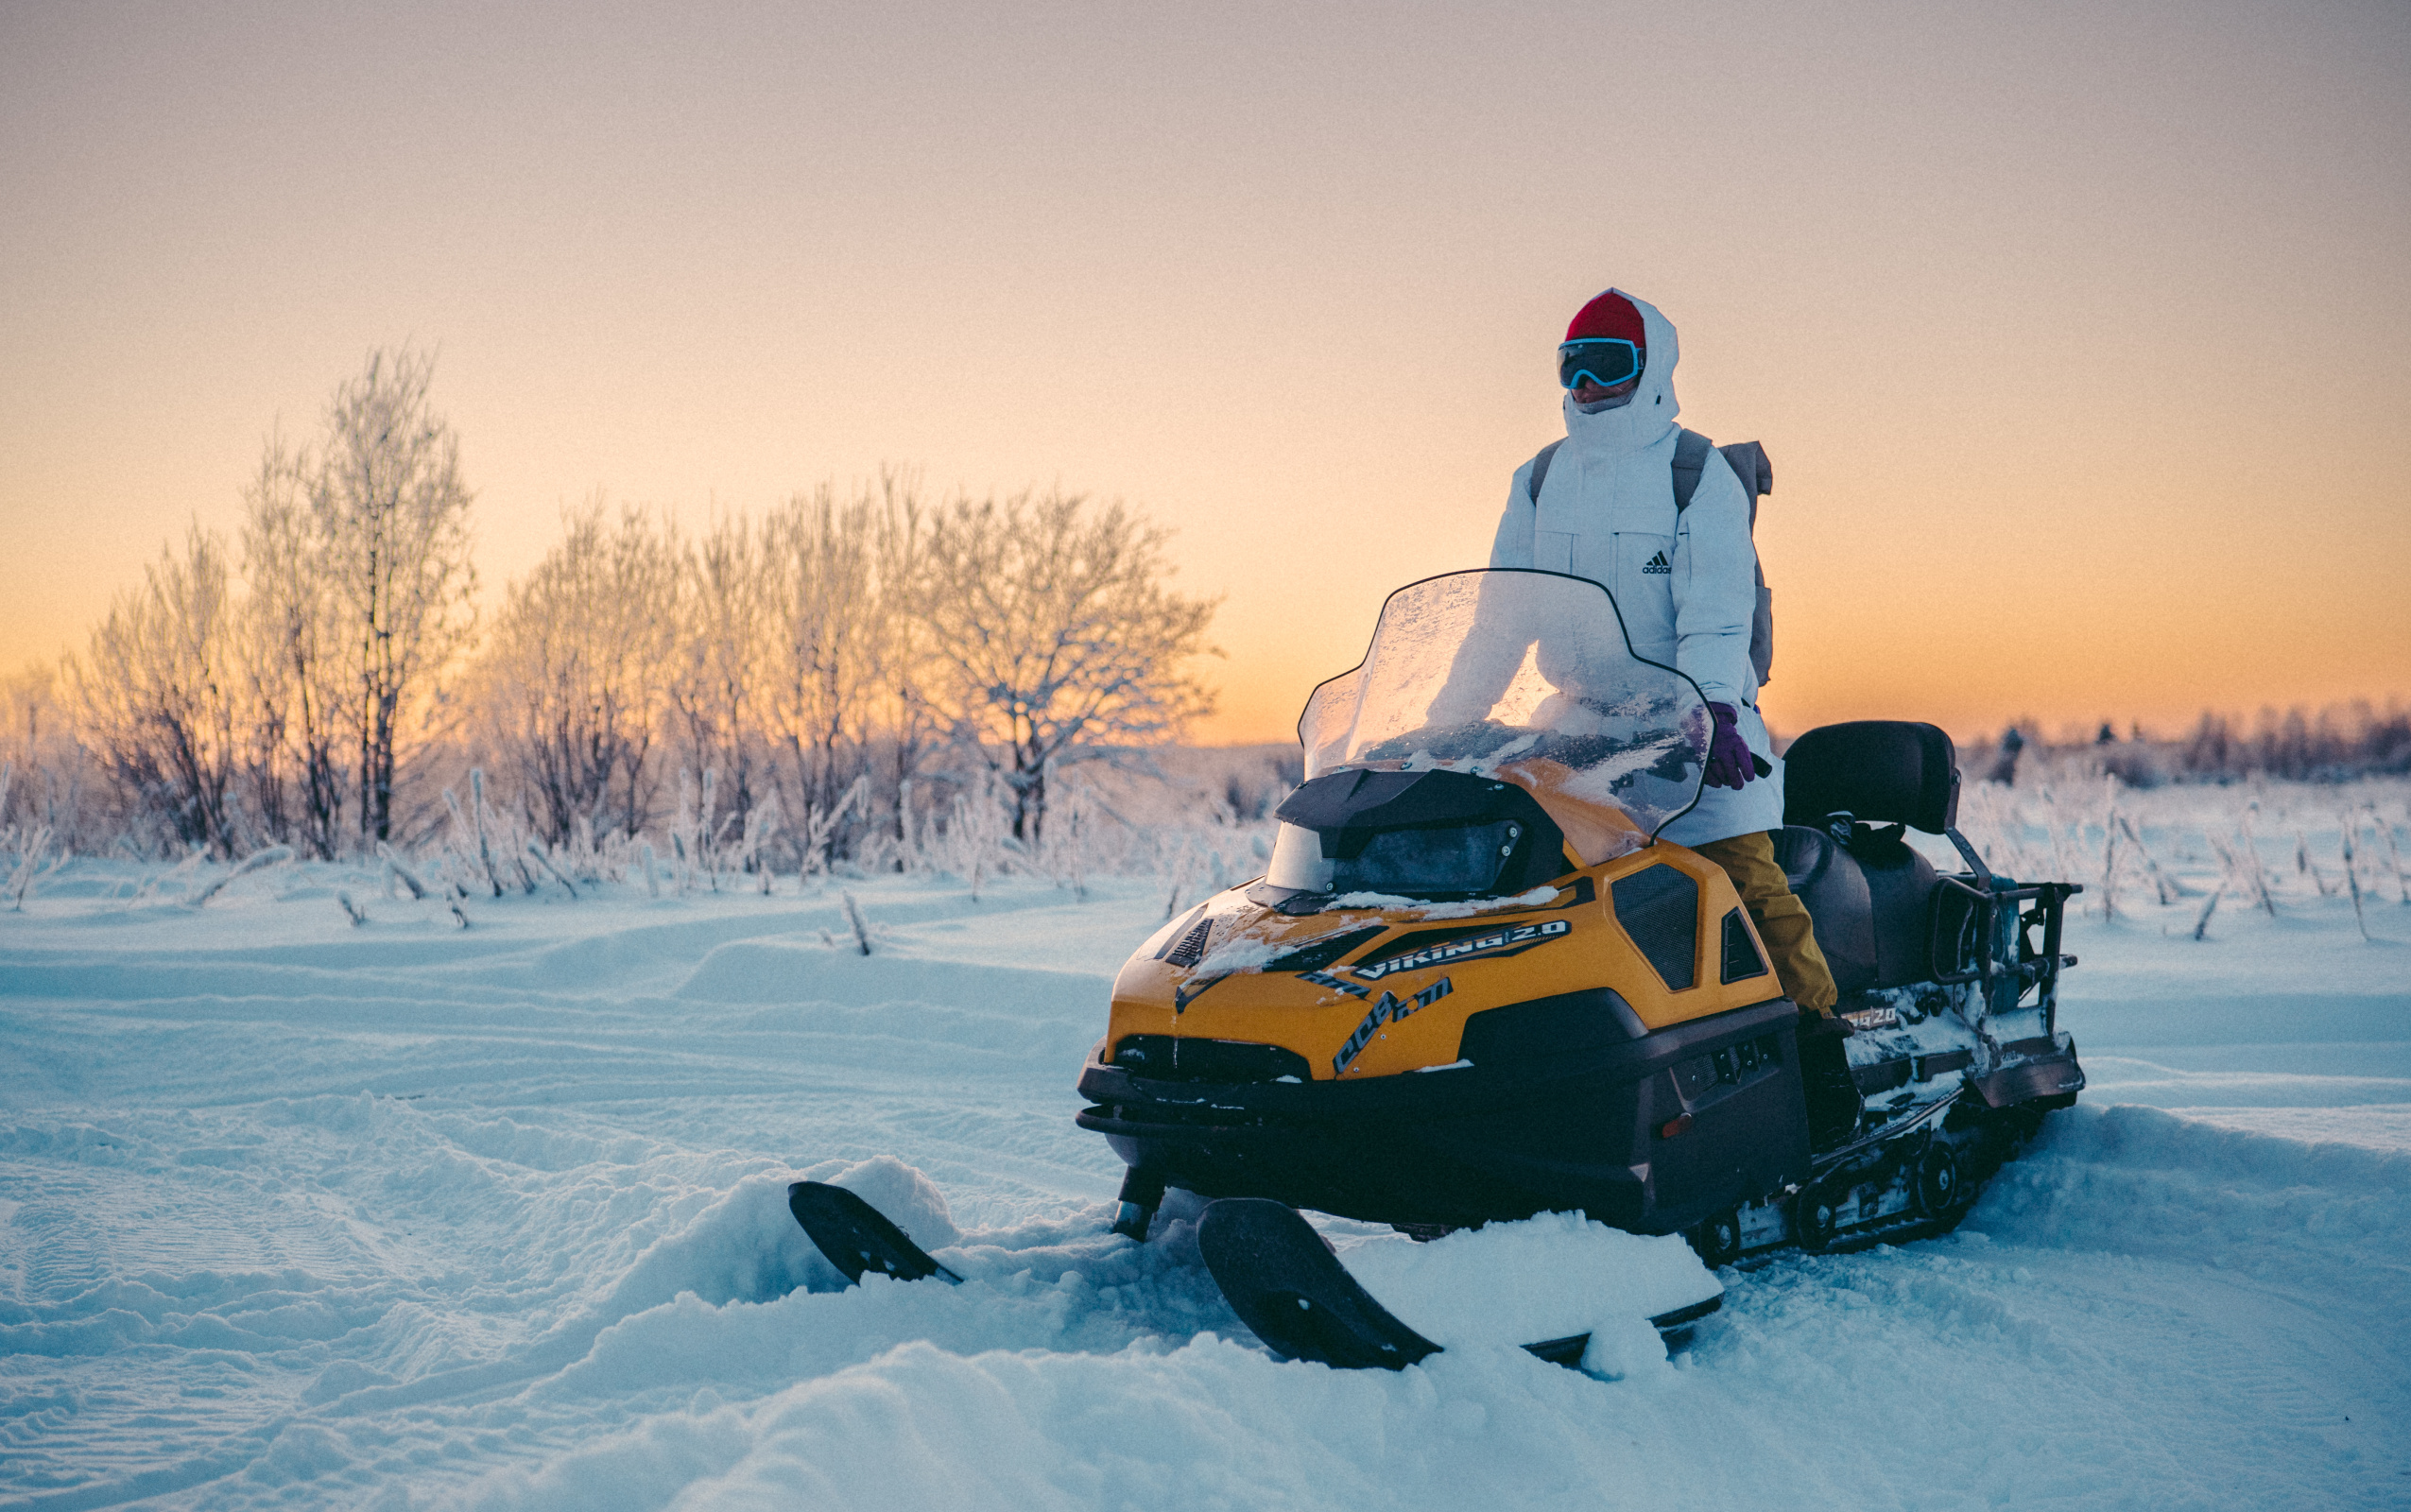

{"left": 1487, "top": 290, "right": 1783, "bottom": 846}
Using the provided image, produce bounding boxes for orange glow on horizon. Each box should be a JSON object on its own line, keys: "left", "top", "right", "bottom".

{"left": 3, "top": 5, "right": 2404, "bottom": 753}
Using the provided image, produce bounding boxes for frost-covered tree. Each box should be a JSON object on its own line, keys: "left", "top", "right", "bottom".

{"left": 480, "top": 500, "right": 679, "bottom": 842}
{"left": 764, "top": 484, "right": 878, "bottom": 826}
{"left": 915, "top": 489, "right": 1218, "bottom": 840}
{"left": 871, "top": 477, "right": 943, "bottom": 842}
{"left": 239, "top": 434, "right": 353, "bottom": 857}
{"left": 74, "top": 525, "right": 244, "bottom": 855}
{"left": 668, "top": 513, "right": 770, "bottom": 824}
{"left": 309, "top": 348, "right": 478, "bottom": 843}
{"left": 762, "top": 472, "right": 941, "bottom": 860}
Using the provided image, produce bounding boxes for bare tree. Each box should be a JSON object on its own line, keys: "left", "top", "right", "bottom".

{"left": 481, "top": 499, "right": 680, "bottom": 842}
{"left": 310, "top": 348, "right": 478, "bottom": 843}
{"left": 239, "top": 433, "right": 352, "bottom": 857}
{"left": 74, "top": 525, "right": 243, "bottom": 855}
{"left": 668, "top": 512, "right": 769, "bottom": 825}
{"left": 0, "top": 662, "right": 108, "bottom": 852}
{"left": 763, "top": 480, "right": 893, "bottom": 860}
{"left": 915, "top": 489, "right": 1219, "bottom": 839}
{"left": 871, "top": 473, "right": 941, "bottom": 849}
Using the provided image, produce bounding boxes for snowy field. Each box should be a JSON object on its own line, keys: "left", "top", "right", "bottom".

{"left": 4, "top": 792, "right": 2409, "bottom": 1510}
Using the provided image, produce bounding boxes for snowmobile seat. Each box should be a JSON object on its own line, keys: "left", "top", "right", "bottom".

{"left": 1774, "top": 721, "right": 1963, "bottom": 996}
{"left": 1772, "top": 824, "right": 1941, "bottom": 995}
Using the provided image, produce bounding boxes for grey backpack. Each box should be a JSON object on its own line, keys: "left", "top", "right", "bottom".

{"left": 1526, "top": 428, "right": 1777, "bottom": 685}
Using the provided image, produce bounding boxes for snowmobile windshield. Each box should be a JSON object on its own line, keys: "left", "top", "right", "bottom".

{"left": 1294, "top": 570, "right": 1711, "bottom": 856}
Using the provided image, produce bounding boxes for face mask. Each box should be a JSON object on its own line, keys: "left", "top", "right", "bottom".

{"left": 1574, "top": 391, "right": 1635, "bottom": 414}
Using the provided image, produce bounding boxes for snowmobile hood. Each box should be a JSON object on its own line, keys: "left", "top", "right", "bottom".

{"left": 1560, "top": 290, "right": 1680, "bottom": 456}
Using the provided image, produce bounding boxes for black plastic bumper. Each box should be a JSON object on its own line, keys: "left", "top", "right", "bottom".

{"left": 1076, "top": 994, "right": 1807, "bottom": 1233}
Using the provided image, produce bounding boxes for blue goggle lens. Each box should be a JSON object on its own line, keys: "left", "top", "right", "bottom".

{"left": 1558, "top": 337, "right": 1642, "bottom": 390}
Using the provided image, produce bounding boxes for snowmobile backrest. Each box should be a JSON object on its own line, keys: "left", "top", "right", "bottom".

{"left": 1525, "top": 429, "right": 1776, "bottom": 684}
{"left": 1781, "top": 721, "right": 1960, "bottom": 835}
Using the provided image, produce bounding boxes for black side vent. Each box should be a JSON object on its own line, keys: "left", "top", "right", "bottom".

{"left": 1719, "top": 908, "right": 1768, "bottom": 983}
{"left": 1162, "top": 919, "right": 1213, "bottom": 969}
{"left": 1261, "top": 925, "right": 1387, "bottom": 974}
{"left": 1457, "top": 988, "right": 1646, "bottom": 1063}
{"left": 1112, "top": 1036, "right": 1313, "bottom": 1084}
{"left": 1611, "top": 865, "right": 1698, "bottom": 990}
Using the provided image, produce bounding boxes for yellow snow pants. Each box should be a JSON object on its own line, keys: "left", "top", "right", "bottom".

{"left": 1692, "top": 831, "right": 1839, "bottom": 1015}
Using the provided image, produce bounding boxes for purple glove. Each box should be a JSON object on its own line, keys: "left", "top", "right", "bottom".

{"left": 1704, "top": 702, "right": 1770, "bottom": 790}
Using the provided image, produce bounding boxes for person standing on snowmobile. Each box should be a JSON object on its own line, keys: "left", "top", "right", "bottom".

{"left": 1489, "top": 287, "right": 1843, "bottom": 1026}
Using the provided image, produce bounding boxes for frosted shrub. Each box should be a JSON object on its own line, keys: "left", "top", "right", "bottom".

{"left": 424, "top": 768, "right": 560, "bottom": 900}
{"left": 928, "top": 772, "right": 1017, "bottom": 901}
{"left": 1956, "top": 768, "right": 2411, "bottom": 935}
{"left": 1, "top": 764, "right": 66, "bottom": 909}
{"left": 800, "top": 776, "right": 868, "bottom": 881}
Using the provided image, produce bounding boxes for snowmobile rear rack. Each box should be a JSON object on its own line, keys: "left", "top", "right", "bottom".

{"left": 1928, "top": 875, "right": 2081, "bottom": 1036}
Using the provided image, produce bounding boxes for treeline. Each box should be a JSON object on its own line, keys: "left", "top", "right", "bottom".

{"left": 1980, "top": 702, "right": 2411, "bottom": 788}
{"left": 1, "top": 348, "right": 1219, "bottom": 868}
{"left": 2168, "top": 705, "right": 2411, "bottom": 782}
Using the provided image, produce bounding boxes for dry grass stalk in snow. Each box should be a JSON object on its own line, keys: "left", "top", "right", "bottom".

{"left": 841, "top": 890, "right": 872, "bottom": 955}
{"left": 190, "top": 845, "right": 290, "bottom": 906}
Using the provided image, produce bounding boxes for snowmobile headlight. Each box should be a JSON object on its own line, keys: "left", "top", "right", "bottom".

{"left": 1330, "top": 820, "right": 1524, "bottom": 899}
{"left": 1268, "top": 816, "right": 1539, "bottom": 902}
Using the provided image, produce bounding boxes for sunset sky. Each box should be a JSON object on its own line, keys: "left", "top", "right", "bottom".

{"left": 3, "top": 0, "right": 2405, "bottom": 747}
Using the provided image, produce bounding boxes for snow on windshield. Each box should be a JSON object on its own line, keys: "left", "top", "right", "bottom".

{"left": 1298, "top": 570, "right": 1710, "bottom": 845}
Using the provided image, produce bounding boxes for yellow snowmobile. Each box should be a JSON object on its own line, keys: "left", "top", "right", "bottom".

{"left": 790, "top": 568, "right": 2083, "bottom": 1370}
{"left": 1076, "top": 569, "right": 2083, "bottom": 1268}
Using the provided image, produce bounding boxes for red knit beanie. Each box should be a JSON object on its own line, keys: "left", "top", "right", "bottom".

{"left": 1565, "top": 289, "right": 1645, "bottom": 350}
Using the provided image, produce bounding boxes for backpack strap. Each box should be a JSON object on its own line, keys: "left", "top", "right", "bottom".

{"left": 1524, "top": 439, "right": 1564, "bottom": 505}
{"left": 1528, "top": 427, "right": 1751, "bottom": 511}
{"left": 1671, "top": 428, "right": 1714, "bottom": 510}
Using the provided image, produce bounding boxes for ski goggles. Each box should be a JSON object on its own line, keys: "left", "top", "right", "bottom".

{"left": 1557, "top": 337, "right": 1643, "bottom": 391}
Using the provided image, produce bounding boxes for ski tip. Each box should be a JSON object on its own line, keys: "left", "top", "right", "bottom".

{"left": 1649, "top": 1294, "right": 1722, "bottom": 1332}
{"left": 1197, "top": 1198, "right": 1441, "bottom": 1371}
{"left": 787, "top": 1180, "right": 962, "bottom": 1287}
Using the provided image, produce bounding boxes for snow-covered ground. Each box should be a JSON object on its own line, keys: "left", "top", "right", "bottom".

{"left": 4, "top": 813, "right": 2408, "bottom": 1510}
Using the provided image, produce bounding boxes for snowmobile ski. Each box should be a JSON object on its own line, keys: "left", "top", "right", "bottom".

{"left": 784, "top": 1179, "right": 1715, "bottom": 1371}
{"left": 787, "top": 1181, "right": 961, "bottom": 1285}
{"left": 1197, "top": 1198, "right": 1442, "bottom": 1370}
{"left": 1196, "top": 1198, "right": 1720, "bottom": 1372}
